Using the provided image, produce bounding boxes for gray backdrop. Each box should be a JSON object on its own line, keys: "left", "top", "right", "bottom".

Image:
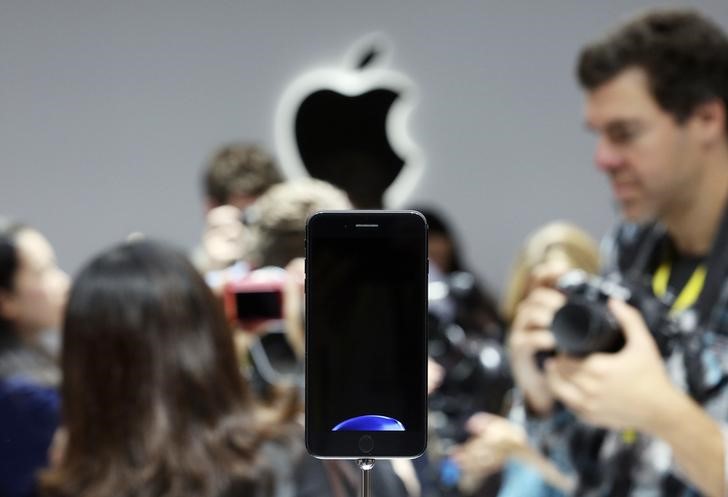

{"left": 2, "top": 0, "right": 727, "bottom": 298}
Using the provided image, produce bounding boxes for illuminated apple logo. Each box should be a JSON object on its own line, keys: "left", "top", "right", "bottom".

{"left": 274, "top": 34, "right": 423, "bottom": 208}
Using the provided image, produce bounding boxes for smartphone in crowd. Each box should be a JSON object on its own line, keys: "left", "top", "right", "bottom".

{"left": 305, "top": 210, "right": 428, "bottom": 458}
{"left": 223, "top": 272, "right": 284, "bottom": 325}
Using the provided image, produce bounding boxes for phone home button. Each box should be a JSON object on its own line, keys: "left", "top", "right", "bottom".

{"left": 358, "top": 435, "right": 374, "bottom": 454}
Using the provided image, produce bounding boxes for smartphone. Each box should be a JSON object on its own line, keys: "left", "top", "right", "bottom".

{"left": 223, "top": 279, "right": 283, "bottom": 324}
{"left": 305, "top": 210, "right": 428, "bottom": 458}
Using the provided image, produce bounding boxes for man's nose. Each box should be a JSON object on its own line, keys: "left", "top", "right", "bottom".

{"left": 594, "top": 137, "right": 624, "bottom": 172}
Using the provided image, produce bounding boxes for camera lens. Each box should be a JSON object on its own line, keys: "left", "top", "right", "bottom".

{"left": 551, "top": 298, "right": 624, "bottom": 356}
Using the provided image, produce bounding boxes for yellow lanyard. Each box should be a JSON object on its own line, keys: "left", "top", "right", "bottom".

{"left": 651, "top": 260, "right": 707, "bottom": 314}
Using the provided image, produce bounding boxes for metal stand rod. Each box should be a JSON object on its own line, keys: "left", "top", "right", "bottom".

{"left": 357, "top": 458, "right": 375, "bottom": 497}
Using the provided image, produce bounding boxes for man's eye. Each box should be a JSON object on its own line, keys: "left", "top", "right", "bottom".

{"left": 609, "top": 129, "right": 634, "bottom": 144}
{"left": 607, "top": 125, "right": 641, "bottom": 145}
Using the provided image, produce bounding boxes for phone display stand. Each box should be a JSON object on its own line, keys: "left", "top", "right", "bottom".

{"left": 356, "top": 458, "right": 375, "bottom": 497}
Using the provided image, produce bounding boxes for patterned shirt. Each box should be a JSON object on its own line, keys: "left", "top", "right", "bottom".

{"left": 521, "top": 222, "right": 728, "bottom": 497}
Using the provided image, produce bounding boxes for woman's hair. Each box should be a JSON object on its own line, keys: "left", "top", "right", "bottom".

{"left": 502, "top": 222, "right": 600, "bottom": 324}
{"left": 0, "top": 219, "right": 27, "bottom": 333}
{"left": 41, "top": 240, "right": 267, "bottom": 497}
{"left": 412, "top": 205, "right": 504, "bottom": 333}
{"left": 411, "top": 206, "right": 465, "bottom": 273}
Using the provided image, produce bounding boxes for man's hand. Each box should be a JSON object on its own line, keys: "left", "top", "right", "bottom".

{"left": 452, "top": 413, "right": 575, "bottom": 494}
{"left": 544, "top": 299, "right": 673, "bottom": 430}
{"left": 283, "top": 257, "right": 305, "bottom": 360}
{"left": 452, "top": 413, "right": 529, "bottom": 474}
{"left": 451, "top": 412, "right": 529, "bottom": 494}
{"left": 427, "top": 357, "right": 444, "bottom": 395}
{"left": 547, "top": 299, "right": 725, "bottom": 497}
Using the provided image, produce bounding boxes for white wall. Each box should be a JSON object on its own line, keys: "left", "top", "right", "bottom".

{"left": 2, "top": 0, "right": 726, "bottom": 297}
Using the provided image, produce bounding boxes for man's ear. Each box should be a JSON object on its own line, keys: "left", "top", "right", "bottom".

{"left": 0, "top": 289, "right": 19, "bottom": 322}
{"left": 691, "top": 98, "right": 726, "bottom": 146}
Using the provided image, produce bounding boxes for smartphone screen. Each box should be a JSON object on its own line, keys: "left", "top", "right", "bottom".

{"left": 223, "top": 277, "right": 284, "bottom": 324}
{"left": 305, "top": 210, "right": 428, "bottom": 458}
{"left": 234, "top": 289, "right": 282, "bottom": 320}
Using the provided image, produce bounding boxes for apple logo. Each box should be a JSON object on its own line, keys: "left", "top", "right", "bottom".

{"left": 274, "top": 34, "right": 423, "bottom": 208}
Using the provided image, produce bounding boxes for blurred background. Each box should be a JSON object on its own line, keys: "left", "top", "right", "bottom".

{"left": 2, "top": 0, "right": 726, "bottom": 291}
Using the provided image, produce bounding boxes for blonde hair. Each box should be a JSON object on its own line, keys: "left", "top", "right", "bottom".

{"left": 502, "top": 221, "right": 600, "bottom": 323}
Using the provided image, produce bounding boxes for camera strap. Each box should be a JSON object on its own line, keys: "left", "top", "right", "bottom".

{"left": 626, "top": 196, "right": 728, "bottom": 329}
{"left": 651, "top": 255, "right": 706, "bottom": 314}
{"left": 623, "top": 197, "right": 728, "bottom": 402}
{"left": 692, "top": 196, "right": 728, "bottom": 329}
{"left": 685, "top": 198, "right": 728, "bottom": 401}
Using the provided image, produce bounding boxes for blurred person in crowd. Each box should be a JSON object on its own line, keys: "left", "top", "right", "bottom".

{"left": 509, "top": 9, "right": 728, "bottom": 496}
{"left": 225, "top": 179, "right": 351, "bottom": 410}
{"left": 222, "top": 178, "right": 351, "bottom": 363}
{"left": 243, "top": 178, "right": 350, "bottom": 371}
{"left": 0, "top": 219, "right": 69, "bottom": 497}
{"left": 194, "top": 143, "right": 284, "bottom": 273}
{"left": 413, "top": 206, "right": 503, "bottom": 339}
{"left": 244, "top": 178, "right": 350, "bottom": 270}
{"left": 238, "top": 179, "right": 418, "bottom": 497}
{"left": 204, "top": 143, "right": 283, "bottom": 212}
{"left": 453, "top": 221, "right": 600, "bottom": 497}
{"left": 501, "top": 222, "right": 600, "bottom": 324}
{"left": 39, "top": 240, "right": 293, "bottom": 497}
{"left": 410, "top": 206, "right": 508, "bottom": 496}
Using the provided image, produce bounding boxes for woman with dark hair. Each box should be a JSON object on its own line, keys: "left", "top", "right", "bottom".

{"left": 412, "top": 206, "right": 503, "bottom": 338}
{"left": 0, "top": 220, "right": 69, "bottom": 497}
{"left": 41, "top": 239, "right": 281, "bottom": 497}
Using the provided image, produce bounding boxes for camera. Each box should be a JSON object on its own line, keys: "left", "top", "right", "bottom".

{"left": 426, "top": 270, "right": 511, "bottom": 496}
{"left": 427, "top": 270, "right": 511, "bottom": 442}
{"left": 216, "top": 266, "right": 303, "bottom": 398}
{"left": 222, "top": 266, "right": 286, "bottom": 326}
{"left": 551, "top": 270, "right": 680, "bottom": 357}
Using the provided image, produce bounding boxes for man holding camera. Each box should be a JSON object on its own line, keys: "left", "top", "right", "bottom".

{"left": 509, "top": 9, "right": 728, "bottom": 497}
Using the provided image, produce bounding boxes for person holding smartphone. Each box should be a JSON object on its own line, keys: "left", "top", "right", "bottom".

{"left": 226, "top": 178, "right": 351, "bottom": 366}
{"left": 241, "top": 180, "right": 416, "bottom": 497}
{"left": 509, "top": 9, "right": 728, "bottom": 497}
{"left": 193, "top": 143, "right": 283, "bottom": 274}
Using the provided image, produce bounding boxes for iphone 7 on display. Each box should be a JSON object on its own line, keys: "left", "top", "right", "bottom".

{"left": 305, "top": 210, "right": 428, "bottom": 458}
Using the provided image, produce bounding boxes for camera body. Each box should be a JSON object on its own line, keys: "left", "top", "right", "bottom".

{"left": 222, "top": 266, "right": 286, "bottom": 325}
{"left": 427, "top": 270, "right": 511, "bottom": 442}
{"left": 551, "top": 270, "right": 679, "bottom": 357}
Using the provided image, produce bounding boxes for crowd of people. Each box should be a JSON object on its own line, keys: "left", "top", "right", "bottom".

{"left": 2, "top": 7, "right": 728, "bottom": 497}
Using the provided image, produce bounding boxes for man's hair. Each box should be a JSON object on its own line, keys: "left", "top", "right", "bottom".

{"left": 577, "top": 9, "right": 728, "bottom": 132}
{"left": 203, "top": 143, "right": 283, "bottom": 205}
{"left": 245, "top": 178, "right": 351, "bottom": 268}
